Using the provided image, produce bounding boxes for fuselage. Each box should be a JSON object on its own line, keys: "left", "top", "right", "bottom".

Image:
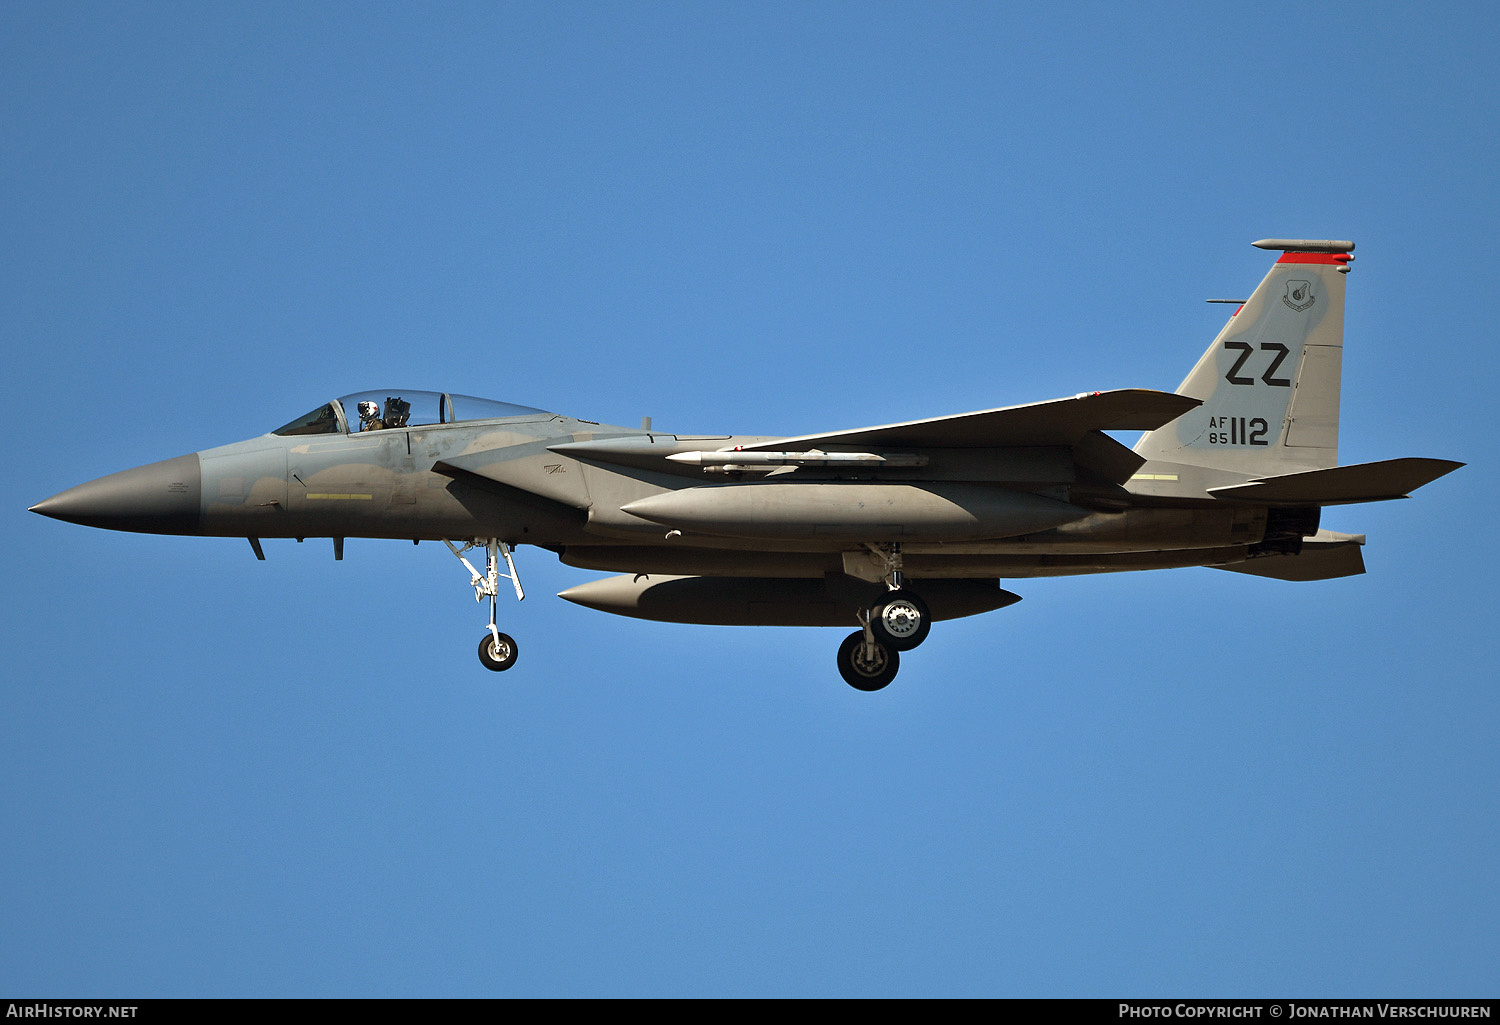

{"left": 32, "top": 389, "right": 1278, "bottom": 581}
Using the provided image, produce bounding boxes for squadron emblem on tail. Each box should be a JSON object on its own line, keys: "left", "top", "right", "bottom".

{"left": 1283, "top": 278, "right": 1315, "bottom": 311}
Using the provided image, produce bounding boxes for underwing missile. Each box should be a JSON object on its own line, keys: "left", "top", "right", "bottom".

{"left": 665, "top": 450, "right": 928, "bottom": 468}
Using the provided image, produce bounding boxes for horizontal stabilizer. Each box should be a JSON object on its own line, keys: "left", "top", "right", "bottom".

{"left": 1208, "top": 457, "right": 1463, "bottom": 505}
{"left": 1217, "top": 539, "right": 1367, "bottom": 581}
{"left": 739, "top": 389, "right": 1199, "bottom": 451}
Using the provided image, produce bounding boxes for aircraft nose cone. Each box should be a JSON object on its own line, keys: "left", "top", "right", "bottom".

{"left": 31, "top": 453, "right": 202, "bottom": 535}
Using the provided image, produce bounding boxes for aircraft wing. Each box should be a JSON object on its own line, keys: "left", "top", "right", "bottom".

{"left": 737, "top": 389, "right": 1200, "bottom": 451}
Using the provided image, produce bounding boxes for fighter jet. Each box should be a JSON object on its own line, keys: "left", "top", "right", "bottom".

{"left": 31, "top": 239, "right": 1461, "bottom": 690}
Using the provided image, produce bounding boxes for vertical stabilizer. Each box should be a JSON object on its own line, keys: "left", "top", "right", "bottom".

{"left": 1134, "top": 239, "right": 1354, "bottom": 475}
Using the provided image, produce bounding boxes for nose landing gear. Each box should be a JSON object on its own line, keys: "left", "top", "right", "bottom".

{"left": 445, "top": 539, "right": 525, "bottom": 672}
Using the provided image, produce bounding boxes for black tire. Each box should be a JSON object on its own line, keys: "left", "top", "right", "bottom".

{"left": 478, "top": 632, "right": 519, "bottom": 672}
{"left": 837, "top": 630, "right": 899, "bottom": 691}
{"left": 868, "top": 589, "right": 930, "bottom": 652}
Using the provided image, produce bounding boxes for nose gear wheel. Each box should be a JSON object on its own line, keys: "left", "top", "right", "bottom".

{"left": 478, "top": 631, "right": 519, "bottom": 672}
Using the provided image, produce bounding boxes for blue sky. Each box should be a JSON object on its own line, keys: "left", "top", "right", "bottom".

{"left": 4, "top": 2, "right": 1496, "bottom": 997}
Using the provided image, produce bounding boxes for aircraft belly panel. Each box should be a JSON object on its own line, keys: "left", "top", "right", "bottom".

{"left": 1001, "top": 505, "right": 1266, "bottom": 553}
{"left": 560, "top": 505, "right": 1266, "bottom": 576}
{"left": 900, "top": 547, "right": 1252, "bottom": 578}
{"left": 557, "top": 538, "right": 1263, "bottom": 579}
{"left": 561, "top": 546, "right": 841, "bottom": 577}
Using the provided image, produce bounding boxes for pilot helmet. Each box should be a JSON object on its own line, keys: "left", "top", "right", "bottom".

{"left": 357, "top": 401, "right": 379, "bottom": 421}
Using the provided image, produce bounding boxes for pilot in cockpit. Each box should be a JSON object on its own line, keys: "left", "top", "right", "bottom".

{"left": 357, "top": 400, "right": 385, "bottom": 431}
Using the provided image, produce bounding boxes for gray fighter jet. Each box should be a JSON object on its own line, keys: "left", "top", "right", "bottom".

{"left": 31, "top": 239, "right": 1461, "bottom": 689}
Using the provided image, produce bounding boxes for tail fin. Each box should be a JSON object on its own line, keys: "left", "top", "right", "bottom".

{"left": 1134, "top": 239, "right": 1354, "bottom": 475}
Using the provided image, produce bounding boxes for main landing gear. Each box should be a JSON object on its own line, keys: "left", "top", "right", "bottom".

{"left": 836, "top": 544, "right": 931, "bottom": 691}
{"left": 445, "top": 539, "right": 525, "bottom": 672}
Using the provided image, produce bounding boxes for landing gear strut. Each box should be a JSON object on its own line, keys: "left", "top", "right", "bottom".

{"left": 445, "top": 539, "right": 525, "bottom": 672}
{"left": 836, "top": 543, "right": 932, "bottom": 690}
{"left": 838, "top": 617, "right": 899, "bottom": 692}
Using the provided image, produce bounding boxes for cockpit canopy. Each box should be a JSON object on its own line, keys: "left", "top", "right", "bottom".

{"left": 273, "top": 391, "right": 550, "bottom": 437}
